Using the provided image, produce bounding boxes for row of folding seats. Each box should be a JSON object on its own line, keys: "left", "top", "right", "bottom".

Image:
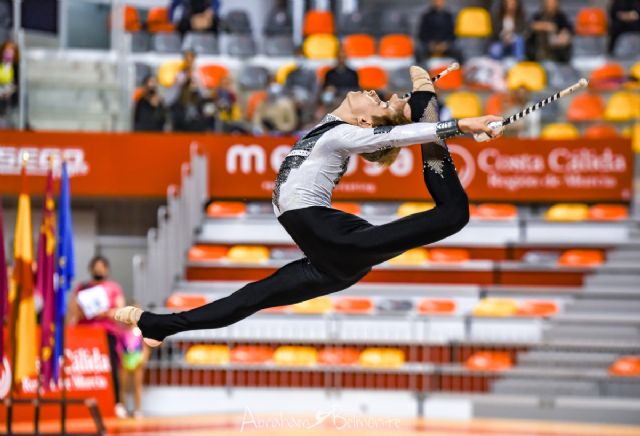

{"left": 185, "top": 344, "right": 405, "bottom": 368}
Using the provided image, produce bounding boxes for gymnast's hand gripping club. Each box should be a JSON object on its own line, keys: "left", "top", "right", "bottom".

{"left": 474, "top": 78, "right": 590, "bottom": 142}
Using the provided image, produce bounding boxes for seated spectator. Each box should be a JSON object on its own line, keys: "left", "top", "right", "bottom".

{"left": 264, "top": 0, "right": 292, "bottom": 36}
{"left": 416, "top": 0, "right": 461, "bottom": 61}
{"left": 490, "top": 0, "right": 526, "bottom": 60}
{"left": 210, "top": 75, "right": 246, "bottom": 133}
{"left": 133, "top": 75, "right": 166, "bottom": 132}
{"left": 609, "top": 0, "right": 640, "bottom": 53}
{"left": 252, "top": 77, "right": 298, "bottom": 135}
{"left": 169, "top": 0, "right": 220, "bottom": 36}
{"left": 526, "top": 0, "right": 573, "bottom": 63}
{"left": 0, "top": 39, "right": 18, "bottom": 129}
{"left": 323, "top": 47, "right": 359, "bottom": 98}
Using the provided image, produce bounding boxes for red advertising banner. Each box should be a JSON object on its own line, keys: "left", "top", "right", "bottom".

{"left": 0, "top": 326, "right": 115, "bottom": 422}
{"left": 0, "top": 131, "right": 633, "bottom": 202}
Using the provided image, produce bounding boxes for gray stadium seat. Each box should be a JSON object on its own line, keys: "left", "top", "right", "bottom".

{"left": 264, "top": 35, "right": 295, "bottom": 57}
{"left": 518, "top": 351, "right": 618, "bottom": 369}
{"left": 284, "top": 68, "right": 318, "bottom": 97}
{"left": 492, "top": 378, "right": 600, "bottom": 397}
{"left": 264, "top": 10, "right": 292, "bottom": 36}
{"left": 613, "top": 32, "right": 640, "bottom": 60}
{"left": 572, "top": 36, "right": 606, "bottom": 58}
{"left": 378, "top": 11, "right": 410, "bottom": 36}
{"left": 131, "top": 31, "right": 150, "bottom": 53}
{"left": 376, "top": 299, "right": 414, "bottom": 313}
{"left": 457, "top": 38, "right": 489, "bottom": 61}
{"left": 542, "top": 61, "right": 581, "bottom": 90}
{"left": 134, "top": 63, "right": 153, "bottom": 86}
{"left": 224, "top": 34, "right": 257, "bottom": 58}
{"left": 337, "top": 11, "right": 377, "bottom": 36}
{"left": 604, "top": 380, "right": 640, "bottom": 399}
{"left": 388, "top": 67, "right": 413, "bottom": 91}
{"left": 182, "top": 32, "right": 219, "bottom": 55}
{"left": 152, "top": 32, "right": 182, "bottom": 53}
{"left": 223, "top": 9, "right": 252, "bottom": 34}
{"left": 237, "top": 65, "right": 269, "bottom": 90}
{"left": 270, "top": 247, "right": 304, "bottom": 261}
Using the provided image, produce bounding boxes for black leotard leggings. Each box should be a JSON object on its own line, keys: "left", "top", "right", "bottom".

{"left": 138, "top": 91, "right": 469, "bottom": 342}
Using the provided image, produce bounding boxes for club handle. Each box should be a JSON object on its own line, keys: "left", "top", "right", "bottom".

{"left": 473, "top": 121, "right": 503, "bottom": 142}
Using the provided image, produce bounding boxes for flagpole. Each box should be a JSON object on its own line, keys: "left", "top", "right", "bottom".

{"left": 59, "top": 159, "right": 68, "bottom": 436}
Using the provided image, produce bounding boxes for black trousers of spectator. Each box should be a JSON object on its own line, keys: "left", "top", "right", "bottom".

{"left": 106, "top": 333, "right": 121, "bottom": 403}
{"left": 137, "top": 91, "right": 469, "bottom": 342}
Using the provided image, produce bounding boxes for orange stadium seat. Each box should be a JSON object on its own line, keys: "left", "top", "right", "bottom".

{"left": 198, "top": 64, "right": 229, "bottom": 88}
{"left": 446, "top": 92, "right": 482, "bottom": 118}
{"left": 558, "top": 249, "right": 604, "bottom": 267}
{"left": 157, "top": 60, "right": 184, "bottom": 87}
{"left": 588, "top": 204, "right": 629, "bottom": 220}
{"left": 188, "top": 245, "right": 228, "bottom": 261}
{"left": 274, "top": 346, "right": 318, "bottom": 366}
{"left": 575, "top": 8, "right": 607, "bottom": 36}
{"left": 291, "top": 296, "right": 332, "bottom": 314}
{"left": 147, "top": 6, "right": 175, "bottom": 33}
{"left": 609, "top": 356, "right": 640, "bottom": 377}
{"left": 590, "top": 63, "right": 626, "bottom": 90}
{"left": 246, "top": 90, "right": 268, "bottom": 120}
{"left": 343, "top": 34, "right": 376, "bottom": 58}
{"left": 431, "top": 64, "right": 463, "bottom": 90}
{"left": 113, "top": 5, "right": 140, "bottom": 32}
{"left": 331, "top": 202, "right": 361, "bottom": 214}
{"left": 227, "top": 245, "right": 270, "bottom": 264}
{"left": 132, "top": 87, "right": 144, "bottom": 102}
{"left": 359, "top": 348, "right": 405, "bottom": 369}
{"left": 472, "top": 298, "right": 518, "bottom": 317}
{"left": 507, "top": 62, "right": 546, "bottom": 91}
{"left": 333, "top": 297, "right": 374, "bottom": 314}
{"left": 429, "top": 248, "right": 470, "bottom": 264}
{"left": 567, "top": 94, "right": 605, "bottom": 122}
{"left": 316, "top": 64, "right": 332, "bottom": 83}
{"left": 186, "top": 345, "right": 230, "bottom": 365}
{"left": 303, "top": 10, "right": 334, "bottom": 36}
{"left": 303, "top": 34, "right": 339, "bottom": 59}
{"left": 166, "top": 292, "right": 208, "bottom": 310}
{"left": 473, "top": 203, "right": 518, "bottom": 220}
{"left": 388, "top": 247, "right": 429, "bottom": 266}
{"left": 397, "top": 202, "right": 434, "bottom": 217}
{"left": 484, "top": 93, "right": 505, "bottom": 116}
{"left": 379, "top": 34, "right": 414, "bottom": 58}
{"left": 231, "top": 346, "right": 274, "bottom": 364}
{"left": 455, "top": 7, "right": 492, "bottom": 37}
{"left": 465, "top": 351, "right": 513, "bottom": 371}
{"left": 516, "top": 300, "right": 558, "bottom": 317}
{"left": 584, "top": 123, "right": 619, "bottom": 138}
{"left": 418, "top": 299, "right": 456, "bottom": 314}
{"left": 206, "top": 201, "right": 246, "bottom": 217}
{"left": 318, "top": 347, "right": 360, "bottom": 365}
{"left": 358, "top": 66, "right": 388, "bottom": 90}
{"left": 545, "top": 203, "right": 589, "bottom": 221}
{"left": 605, "top": 91, "right": 640, "bottom": 122}
{"left": 541, "top": 123, "right": 580, "bottom": 139}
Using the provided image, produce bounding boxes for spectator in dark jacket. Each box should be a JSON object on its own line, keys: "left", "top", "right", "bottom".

{"left": 133, "top": 75, "right": 166, "bottom": 132}
{"left": 323, "top": 47, "right": 359, "bottom": 95}
{"left": 609, "top": 0, "right": 640, "bottom": 53}
{"left": 416, "top": 0, "right": 460, "bottom": 61}
{"left": 169, "top": 0, "right": 220, "bottom": 36}
{"left": 526, "top": 0, "right": 573, "bottom": 63}
{"left": 264, "top": 0, "right": 292, "bottom": 36}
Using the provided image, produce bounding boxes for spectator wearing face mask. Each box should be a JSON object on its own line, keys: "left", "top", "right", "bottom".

{"left": 67, "top": 255, "right": 127, "bottom": 418}
{"left": 169, "top": 0, "right": 220, "bottom": 36}
{"left": 0, "top": 39, "right": 19, "bottom": 128}
{"left": 133, "top": 75, "right": 166, "bottom": 132}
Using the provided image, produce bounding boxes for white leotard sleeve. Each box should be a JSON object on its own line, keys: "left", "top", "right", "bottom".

{"left": 327, "top": 122, "right": 439, "bottom": 154}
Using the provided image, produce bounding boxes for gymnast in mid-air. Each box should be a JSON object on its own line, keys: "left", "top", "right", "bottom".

{"left": 116, "top": 66, "right": 504, "bottom": 346}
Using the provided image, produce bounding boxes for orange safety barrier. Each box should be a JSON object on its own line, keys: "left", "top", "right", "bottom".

{"left": 584, "top": 123, "right": 619, "bottom": 138}
{"left": 431, "top": 64, "right": 463, "bottom": 90}
{"left": 147, "top": 6, "right": 175, "bottom": 33}
{"left": 230, "top": 345, "right": 274, "bottom": 364}
{"left": 166, "top": 292, "right": 208, "bottom": 310}
{"left": 417, "top": 299, "right": 456, "bottom": 314}
{"left": 318, "top": 347, "right": 360, "bottom": 365}
{"left": 333, "top": 297, "right": 374, "bottom": 314}
{"left": 343, "top": 34, "right": 376, "bottom": 58}
{"left": 379, "top": 34, "right": 414, "bottom": 58}
{"left": 188, "top": 245, "right": 228, "bottom": 261}
{"left": 473, "top": 203, "right": 518, "bottom": 220}
{"left": 516, "top": 300, "right": 558, "bottom": 317}
{"left": 575, "top": 8, "right": 607, "bottom": 36}
{"left": 206, "top": 201, "right": 247, "bottom": 218}
{"left": 558, "top": 249, "right": 604, "bottom": 267}
{"left": 588, "top": 203, "right": 629, "bottom": 220}
{"left": 198, "top": 64, "right": 230, "bottom": 88}
{"left": 358, "top": 66, "right": 388, "bottom": 90}
{"left": 429, "top": 248, "right": 470, "bottom": 264}
{"left": 590, "top": 63, "right": 626, "bottom": 90}
{"left": 331, "top": 202, "right": 361, "bottom": 215}
{"left": 303, "top": 10, "right": 334, "bottom": 35}
{"left": 465, "top": 351, "right": 513, "bottom": 371}
{"left": 566, "top": 93, "right": 605, "bottom": 122}
{"left": 609, "top": 356, "right": 640, "bottom": 377}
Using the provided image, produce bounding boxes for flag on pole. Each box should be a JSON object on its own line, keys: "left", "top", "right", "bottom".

{"left": 37, "top": 166, "right": 56, "bottom": 389}
{"left": 53, "top": 161, "right": 74, "bottom": 383}
{"left": 8, "top": 156, "right": 37, "bottom": 387}
{"left": 0, "top": 198, "right": 8, "bottom": 360}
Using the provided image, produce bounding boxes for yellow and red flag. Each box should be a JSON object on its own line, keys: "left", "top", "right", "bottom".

{"left": 8, "top": 159, "right": 37, "bottom": 388}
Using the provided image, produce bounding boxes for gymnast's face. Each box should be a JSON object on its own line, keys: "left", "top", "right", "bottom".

{"left": 346, "top": 90, "right": 412, "bottom": 127}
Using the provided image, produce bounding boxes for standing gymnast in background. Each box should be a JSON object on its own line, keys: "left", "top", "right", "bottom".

{"left": 116, "top": 66, "right": 504, "bottom": 346}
